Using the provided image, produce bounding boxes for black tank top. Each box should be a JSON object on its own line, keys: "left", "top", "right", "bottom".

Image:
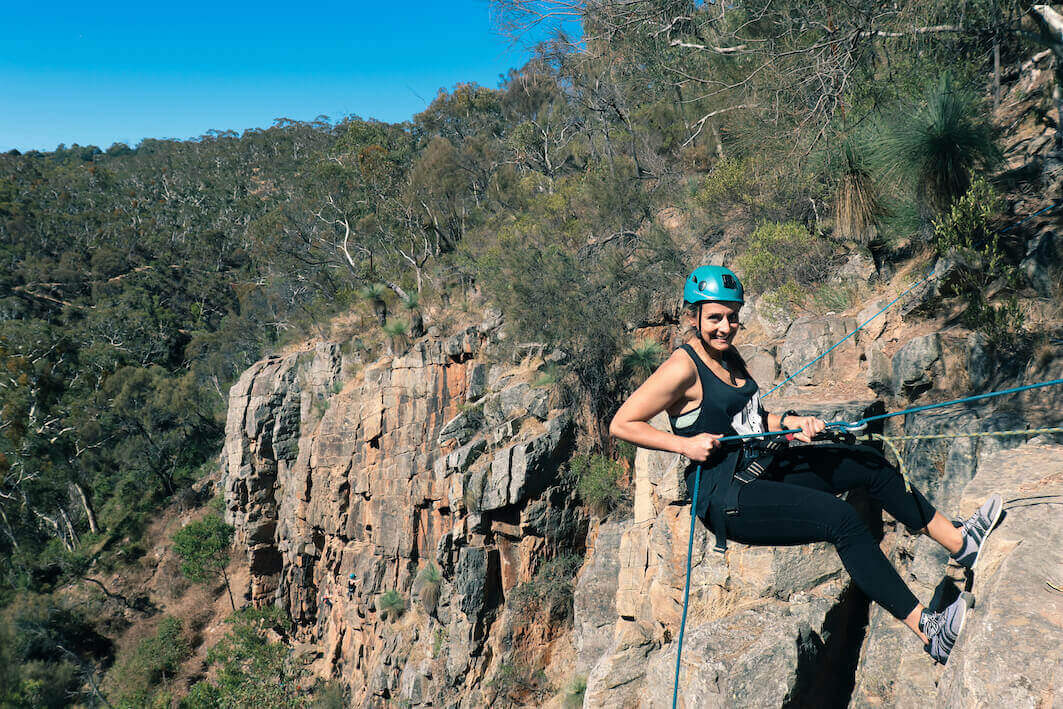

{"left": 670, "top": 344, "right": 768, "bottom": 519}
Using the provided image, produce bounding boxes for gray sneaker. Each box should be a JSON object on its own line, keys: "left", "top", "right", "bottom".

{"left": 951, "top": 494, "right": 1003, "bottom": 571}
{"left": 921, "top": 592, "right": 974, "bottom": 664}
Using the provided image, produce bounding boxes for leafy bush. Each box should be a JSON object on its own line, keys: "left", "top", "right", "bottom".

{"left": 563, "top": 674, "right": 588, "bottom": 708}
{"left": 110, "top": 616, "right": 192, "bottom": 707}
{"left": 509, "top": 554, "right": 581, "bottom": 622}
{"left": 568, "top": 454, "right": 626, "bottom": 516}
{"left": 172, "top": 514, "right": 236, "bottom": 608}
{"left": 735, "top": 221, "right": 835, "bottom": 294}
{"left": 694, "top": 157, "right": 756, "bottom": 209}
{"left": 180, "top": 607, "right": 305, "bottom": 709}
{"left": 377, "top": 589, "right": 405, "bottom": 621}
{"left": 932, "top": 179, "right": 1002, "bottom": 258}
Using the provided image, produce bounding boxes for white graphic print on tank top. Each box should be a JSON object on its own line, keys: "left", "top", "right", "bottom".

{"left": 731, "top": 390, "right": 766, "bottom": 437}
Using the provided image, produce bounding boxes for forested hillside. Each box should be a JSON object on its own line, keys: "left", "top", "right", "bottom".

{"left": 2, "top": 0, "right": 1061, "bottom": 704}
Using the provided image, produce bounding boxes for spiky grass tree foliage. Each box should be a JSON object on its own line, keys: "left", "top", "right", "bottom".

{"left": 377, "top": 590, "right": 405, "bottom": 621}
{"left": 416, "top": 563, "right": 443, "bottom": 615}
{"left": 621, "top": 340, "right": 663, "bottom": 388}
{"left": 358, "top": 283, "right": 388, "bottom": 326}
{"left": 879, "top": 74, "right": 1001, "bottom": 215}
{"left": 833, "top": 141, "right": 886, "bottom": 244}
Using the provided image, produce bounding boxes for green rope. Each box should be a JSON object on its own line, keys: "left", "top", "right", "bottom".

{"left": 859, "top": 427, "right": 1063, "bottom": 493}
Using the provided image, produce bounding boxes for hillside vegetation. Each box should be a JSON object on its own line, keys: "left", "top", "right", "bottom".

{"left": 1, "top": 0, "right": 1061, "bottom": 704}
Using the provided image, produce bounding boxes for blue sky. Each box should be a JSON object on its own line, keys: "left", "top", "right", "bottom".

{"left": 1, "top": 1, "right": 565, "bottom": 152}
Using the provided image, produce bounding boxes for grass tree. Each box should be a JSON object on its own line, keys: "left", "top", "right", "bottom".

{"left": 358, "top": 283, "right": 389, "bottom": 326}
{"left": 833, "top": 140, "right": 887, "bottom": 244}
{"left": 620, "top": 340, "right": 663, "bottom": 390}
{"left": 878, "top": 73, "right": 1001, "bottom": 216}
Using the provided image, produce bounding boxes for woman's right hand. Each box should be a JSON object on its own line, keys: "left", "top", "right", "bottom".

{"left": 680, "top": 433, "right": 723, "bottom": 462}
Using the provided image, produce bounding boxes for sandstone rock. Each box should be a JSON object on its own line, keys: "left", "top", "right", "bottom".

{"left": 465, "top": 362, "right": 487, "bottom": 401}
{"left": 966, "top": 332, "right": 992, "bottom": 390}
{"left": 481, "top": 414, "right": 571, "bottom": 512}
{"left": 778, "top": 315, "right": 859, "bottom": 386}
{"left": 891, "top": 333, "right": 941, "bottom": 397}
{"left": 835, "top": 246, "right": 877, "bottom": 283}
{"left": 1020, "top": 229, "right": 1059, "bottom": 297}
{"left": 857, "top": 298, "right": 890, "bottom": 340}
{"left": 737, "top": 344, "right": 778, "bottom": 388}
{"left": 749, "top": 294, "right": 793, "bottom": 339}
{"left": 854, "top": 442, "right": 1063, "bottom": 706}
{"left": 574, "top": 520, "right": 633, "bottom": 674}
{"left": 437, "top": 407, "right": 483, "bottom": 446}
{"left": 865, "top": 343, "right": 892, "bottom": 396}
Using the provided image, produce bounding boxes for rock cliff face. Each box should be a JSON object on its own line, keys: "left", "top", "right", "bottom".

{"left": 223, "top": 322, "right": 586, "bottom": 706}
{"left": 221, "top": 53, "right": 1062, "bottom": 706}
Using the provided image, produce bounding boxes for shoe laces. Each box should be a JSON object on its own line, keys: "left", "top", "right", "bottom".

{"left": 920, "top": 609, "right": 944, "bottom": 638}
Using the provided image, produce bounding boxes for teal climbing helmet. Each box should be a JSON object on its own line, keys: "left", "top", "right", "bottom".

{"left": 683, "top": 265, "right": 744, "bottom": 306}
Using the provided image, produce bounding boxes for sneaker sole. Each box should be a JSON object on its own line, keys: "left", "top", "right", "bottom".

{"left": 967, "top": 495, "right": 1004, "bottom": 572}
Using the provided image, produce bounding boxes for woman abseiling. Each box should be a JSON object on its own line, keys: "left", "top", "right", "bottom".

{"left": 608, "top": 265, "right": 1003, "bottom": 664}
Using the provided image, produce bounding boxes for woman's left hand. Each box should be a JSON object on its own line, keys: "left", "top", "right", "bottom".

{"left": 789, "top": 415, "right": 826, "bottom": 443}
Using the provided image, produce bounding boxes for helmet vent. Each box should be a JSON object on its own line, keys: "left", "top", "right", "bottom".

{"left": 722, "top": 274, "right": 737, "bottom": 289}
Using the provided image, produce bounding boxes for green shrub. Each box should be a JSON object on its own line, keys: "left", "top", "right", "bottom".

{"left": 432, "top": 626, "right": 449, "bottom": 658}
{"left": 735, "top": 221, "right": 834, "bottom": 293}
{"left": 695, "top": 157, "right": 756, "bottom": 209}
{"left": 111, "top": 616, "right": 192, "bottom": 706}
{"left": 532, "top": 363, "right": 563, "bottom": 388}
{"left": 509, "top": 554, "right": 581, "bottom": 622}
{"left": 932, "top": 179, "right": 1001, "bottom": 257}
{"left": 563, "top": 674, "right": 588, "bottom": 708}
{"left": 377, "top": 589, "right": 405, "bottom": 621}
{"left": 172, "top": 514, "right": 236, "bottom": 608}
{"left": 382, "top": 319, "right": 408, "bottom": 337}
{"left": 180, "top": 607, "right": 304, "bottom": 709}
{"left": 568, "top": 454, "right": 626, "bottom": 516}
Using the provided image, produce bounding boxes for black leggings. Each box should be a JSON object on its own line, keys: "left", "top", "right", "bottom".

{"left": 710, "top": 444, "right": 936, "bottom": 620}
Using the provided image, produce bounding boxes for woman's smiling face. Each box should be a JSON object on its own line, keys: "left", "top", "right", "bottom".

{"left": 694, "top": 301, "right": 741, "bottom": 354}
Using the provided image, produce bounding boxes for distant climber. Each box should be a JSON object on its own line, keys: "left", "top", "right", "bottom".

{"left": 609, "top": 265, "right": 1003, "bottom": 664}
{"left": 347, "top": 572, "right": 356, "bottom": 599}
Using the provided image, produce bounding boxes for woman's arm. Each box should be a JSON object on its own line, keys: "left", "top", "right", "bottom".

{"left": 766, "top": 410, "right": 826, "bottom": 443}
{"left": 609, "top": 351, "right": 723, "bottom": 462}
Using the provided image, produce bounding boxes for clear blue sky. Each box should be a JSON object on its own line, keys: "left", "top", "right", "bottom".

{"left": 1, "top": 1, "right": 563, "bottom": 152}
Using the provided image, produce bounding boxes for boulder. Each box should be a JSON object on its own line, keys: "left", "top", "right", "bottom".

{"left": 1020, "top": 229, "right": 1059, "bottom": 297}
{"left": 865, "top": 343, "right": 892, "bottom": 396}
{"left": 853, "top": 442, "right": 1063, "bottom": 706}
{"left": 574, "top": 520, "right": 633, "bottom": 674}
{"left": 891, "top": 334, "right": 941, "bottom": 398}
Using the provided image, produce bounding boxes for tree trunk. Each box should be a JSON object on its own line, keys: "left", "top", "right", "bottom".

{"left": 221, "top": 567, "right": 236, "bottom": 610}
{"left": 993, "top": 42, "right": 1001, "bottom": 113}
{"left": 73, "top": 482, "right": 99, "bottom": 534}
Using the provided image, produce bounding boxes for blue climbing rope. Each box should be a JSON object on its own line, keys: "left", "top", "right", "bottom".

{"left": 717, "top": 377, "right": 1063, "bottom": 444}
{"left": 998, "top": 201, "right": 1060, "bottom": 233}
{"left": 672, "top": 464, "right": 701, "bottom": 709}
{"left": 763, "top": 268, "right": 938, "bottom": 398}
